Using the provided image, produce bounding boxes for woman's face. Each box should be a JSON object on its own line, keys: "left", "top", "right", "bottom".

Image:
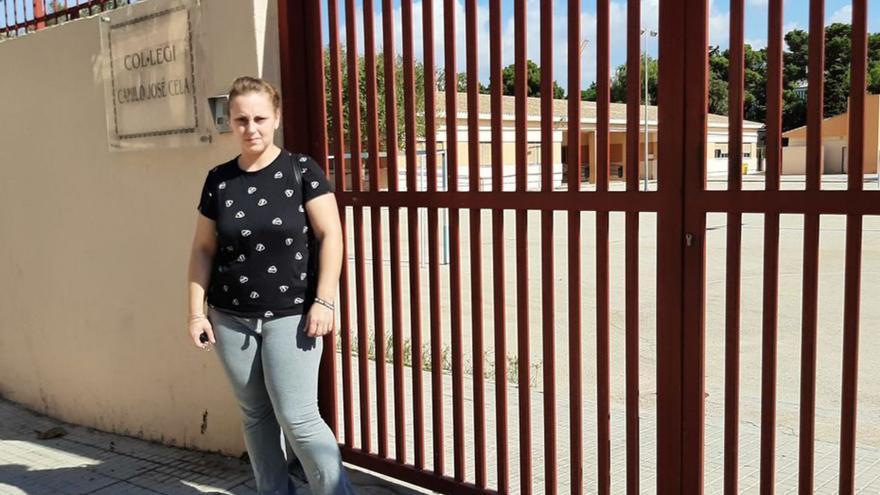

{"left": 228, "top": 91, "right": 280, "bottom": 155}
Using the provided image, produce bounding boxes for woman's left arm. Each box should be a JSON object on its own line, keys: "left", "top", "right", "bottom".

{"left": 304, "top": 192, "right": 343, "bottom": 337}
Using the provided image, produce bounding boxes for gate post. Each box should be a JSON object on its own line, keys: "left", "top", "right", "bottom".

{"left": 656, "top": 0, "right": 710, "bottom": 490}
{"left": 277, "top": 0, "right": 338, "bottom": 433}
{"left": 681, "top": 0, "right": 709, "bottom": 491}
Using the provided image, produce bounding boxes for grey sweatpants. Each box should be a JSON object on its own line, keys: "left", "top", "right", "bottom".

{"left": 208, "top": 307, "right": 354, "bottom": 495}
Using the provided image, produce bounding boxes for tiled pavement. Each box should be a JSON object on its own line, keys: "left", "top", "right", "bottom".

{"left": 0, "top": 397, "right": 429, "bottom": 495}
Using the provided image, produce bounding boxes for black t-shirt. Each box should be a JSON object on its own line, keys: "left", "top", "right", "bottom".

{"left": 197, "top": 149, "right": 333, "bottom": 318}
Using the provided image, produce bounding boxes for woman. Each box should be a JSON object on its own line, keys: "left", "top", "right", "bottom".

{"left": 186, "top": 76, "right": 353, "bottom": 495}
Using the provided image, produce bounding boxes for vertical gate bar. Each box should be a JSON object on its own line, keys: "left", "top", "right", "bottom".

{"left": 759, "top": 214, "right": 780, "bottom": 495}
{"left": 400, "top": 0, "right": 426, "bottom": 470}
{"left": 465, "top": 0, "right": 487, "bottom": 486}
{"left": 421, "top": 0, "right": 445, "bottom": 476}
{"left": 682, "top": 0, "right": 710, "bottom": 493}
{"left": 624, "top": 209, "right": 639, "bottom": 495}
{"left": 839, "top": 212, "right": 863, "bottom": 495}
{"left": 843, "top": 10, "right": 869, "bottom": 489}
{"left": 724, "top": 1, "right": 744, "bottom": 492}
{"left": 728, "top": 0, "right": 744, "bottom": 192}
{"left": 805, "top": 0, "right": 824, "bottom": 192}
{"left": 302, "top": 0, "right": 338, "bottom": 435}
{"left": 596, "top": 0, "right": 611, "bottom": 493}
{"left": 442, "top": 0, "right": 466, "bottom": 482}
{"left": 34, "top": 0, "right": 44, "bottom": 30}
{"left": 596, "top": 210, "right": 611, "bottom": 495}
{"left": 759, "top": 0, "right": 783, "bottom": 491}
{"left": 344, "top": 0, "right": 371, "bottom": 455}
{"left": 839, "top": 1, "right": 867, "bottom": 492}
{"left": 799, "top": 1, "right": 824, "bottom": 490}
{"left": 723, "top": 212, "right": 742, "bottom": 495}
{"left": 624, "top": 1, "right": 641, "bottom": 493}
{"left": 596, "top": 0, "right": 610, "bottom": 193}
{"left": 625, "top": 0, "right": 640, "bottom": 192}
{"left": 490, "top": 0, "right": 509, "bottom": 490}
{"left": 798, "top": 213, "right": 820, "bottom": 495}
{"left": 513, "top": 0, "right": 532, "bottom": 492}
{"left": 326, "top": 0, "right": 354, "bottom": 449}
{"left": 362, "top": 0, "right": 389, "bottom": 459}
{"left": 539, "top": 0, "right": 557, "bottom": 492}
{"left": 764, "top": 0, "right": 783, "bottom": 195}
{"left": 567, "top": 0, "right": 583, "bottom": 492}
{"left": 845, "top": 0, "right": 867, "bottom": 193}
{"left": 381, "top": 0, "right": 407, "bottom": 464}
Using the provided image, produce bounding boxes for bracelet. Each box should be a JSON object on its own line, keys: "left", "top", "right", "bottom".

{"left": 313, "top": 297, "right": 335, "bottom": 311}
{"left": 189, "top": 314, "right": 207, "bottom": 321}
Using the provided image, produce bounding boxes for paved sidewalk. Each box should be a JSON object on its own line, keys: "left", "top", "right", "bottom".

{"left": 0, "top": 397, "right": 431, "bottom": 495}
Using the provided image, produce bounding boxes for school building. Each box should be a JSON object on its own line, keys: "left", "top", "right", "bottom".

{"left": 430, "top": 91, "right": 764, "bottom": 189}
{"left": 781, "top": 94, "right": 880, "bottom": 175}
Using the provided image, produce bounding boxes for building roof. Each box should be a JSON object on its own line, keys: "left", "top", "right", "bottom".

{"left": 435, "top": 90, "right": 764, "bottom": 129}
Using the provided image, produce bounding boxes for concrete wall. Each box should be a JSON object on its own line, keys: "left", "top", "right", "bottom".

{"left": 0, "top": 0, "right": 282, "bottom": 456}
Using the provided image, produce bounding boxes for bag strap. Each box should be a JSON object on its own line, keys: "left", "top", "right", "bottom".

{"left": 286, "top": 151, "right": 303, "bottom": 191}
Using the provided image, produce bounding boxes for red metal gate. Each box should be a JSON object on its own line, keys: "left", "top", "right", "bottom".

{"left": 279, "top": 0, "right": 879, "bottom": 493}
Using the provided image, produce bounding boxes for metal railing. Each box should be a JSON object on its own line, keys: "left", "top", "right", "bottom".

{"left": 1, "top": 0, "right": 139, "bottom": 39}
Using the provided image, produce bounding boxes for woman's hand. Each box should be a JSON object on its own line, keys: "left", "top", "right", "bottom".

{"left": 305, "top": 303, "right": 334, "bottom": 337}
{"left": 189, "top": 315, "right": 216, "bottom": 350}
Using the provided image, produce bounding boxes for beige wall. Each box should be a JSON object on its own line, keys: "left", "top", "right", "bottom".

{"left": 782, "top": 145, "right": 809, "bottom": 175}
{"left": 867, "top": 94, "right": 880, "bottom": 174}
{"left": 0, "top": 0, "right": 282, "bottom": 456}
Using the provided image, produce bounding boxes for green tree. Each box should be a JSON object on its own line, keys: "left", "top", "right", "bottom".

{"left": 709, "top": 46, "right": 729, "bottom": 116}
{"left": 867, "top": 33, "right": 880, "bottom": 93}
{"left": 323, "top": 47, "right": 425, "bottom": 151}
{"left": 824, "top": 23, "right": 854, "bottom": 118}
{"left": 779, "top": 24, "right": 880, "bottom": 130}
{"left": 497, "top": 59, "right": 566, "bottom": 98}
{"left": 436, "top": 69, "right": 490, "bottom": 94}
{"left": 581, "top": 55, "right": 658, "bottom": 105}
{"left": 743, "top": 45, "right": 768, "bottom": 123}
{"left": 706, "top": 44, "right": 767, "bottom": 121}
{"left": 783, "top": 29, "right": 809, "bottom": 85}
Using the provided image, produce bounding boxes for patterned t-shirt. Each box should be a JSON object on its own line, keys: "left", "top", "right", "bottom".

{"left": 197, "top": 150, "right": 333, "bottom": 318}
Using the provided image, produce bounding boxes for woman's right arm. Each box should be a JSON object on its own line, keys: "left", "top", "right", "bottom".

{"left": 187, "top": 213, "right": 218, "bottom": 348}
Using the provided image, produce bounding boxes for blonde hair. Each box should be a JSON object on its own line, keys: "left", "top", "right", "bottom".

{"left": 227, "top": 76, "right": 281, "bottom": 114}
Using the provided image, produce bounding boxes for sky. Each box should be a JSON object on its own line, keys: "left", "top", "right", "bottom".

{"left": 4, "top": 0, "right": 877, "bottom": 92}
{"left": 319, "top": 0, "right": 880, "bottom": 92}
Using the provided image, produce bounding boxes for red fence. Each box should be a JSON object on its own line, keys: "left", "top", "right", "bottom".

{"left": 278, "top": 0, "right": 880, "bottom": 493}
{"left": 0, "top": 0, "right": 129, "bottom": 38}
